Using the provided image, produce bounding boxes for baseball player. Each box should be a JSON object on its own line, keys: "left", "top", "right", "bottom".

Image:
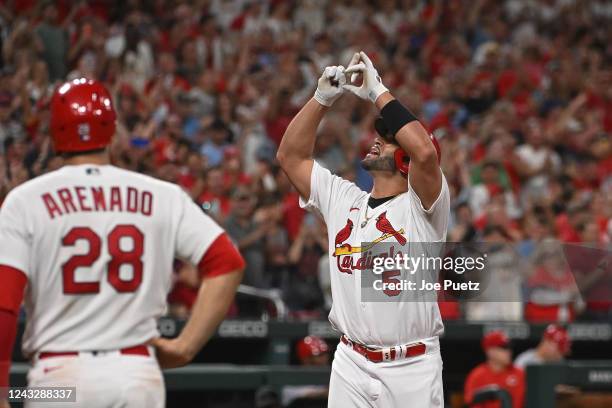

{"left": 277, "top": 52, "right": 450, "bottom": 407}
{"left": 464, "top": 331, "right": 525, "bottom": 408}
{"left": 514, "top": 324, "right": 571, "bottom": 369}
{"left": 0, "top": 78, "right": 245, "bottom": 408}
{"left": 282, "top": 336, "right": 330, "bottom": 406}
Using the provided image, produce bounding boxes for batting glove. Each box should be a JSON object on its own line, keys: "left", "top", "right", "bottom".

{"left": 343, "top": 51, "right": 388, "bottom": 103}
{"left": 313, "top": 65, "right": 346, "bottom": 107}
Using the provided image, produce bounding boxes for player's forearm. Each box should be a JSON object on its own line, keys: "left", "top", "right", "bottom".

{"left": 176, "top": 269, "right": 243, "bottom": 359}
{"left": 277, "top": 98, "right": 327, "bottom": 165}
{"left": 375, "top": 92, "right": 438, "bottom": 165}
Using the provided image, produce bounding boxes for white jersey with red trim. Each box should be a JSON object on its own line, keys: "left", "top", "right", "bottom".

{"left": 0, "top": 164, "right": 223, "bottom": 357}
{"left": 300, "top": 161, "right": 450, "bottom": 347}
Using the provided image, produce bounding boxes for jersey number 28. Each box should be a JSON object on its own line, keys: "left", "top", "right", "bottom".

{"left": 61, "top": 225, "right": 144, "bottom": 294}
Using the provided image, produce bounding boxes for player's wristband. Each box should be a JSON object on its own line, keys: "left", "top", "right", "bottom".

{"left": 380, "top": 99, "right": 418, "bottom": 135}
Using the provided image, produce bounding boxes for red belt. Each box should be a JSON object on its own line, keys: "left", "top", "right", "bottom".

{"left": 340, "top": 335, "right": 426, "bottom": 363}
{"left": 38, "top": 345, "right": 150, "bottom": 360}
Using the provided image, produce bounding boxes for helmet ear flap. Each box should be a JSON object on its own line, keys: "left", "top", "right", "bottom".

{"left": 394, "top": 148, "right": 410, "bottom": 177}
{"left": 390, "top": 135, "right": 441, "bottom": 177}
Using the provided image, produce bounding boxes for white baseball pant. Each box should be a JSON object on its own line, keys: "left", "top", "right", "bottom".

{"left": 328, "top": 336, "right": 443, "bottom": 407}
{"left": 25, "top": 347, "right": 164, "bottom": 408}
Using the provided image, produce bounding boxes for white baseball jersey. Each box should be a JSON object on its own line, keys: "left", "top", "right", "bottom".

{"left": 0, "top": 164, "right": 223, "bottom": 357}
{"left": 300, "top": 161, "right": 450, "bottom": 347}
{"left": 514, "top": 348, "right": 544, "bottom": 369}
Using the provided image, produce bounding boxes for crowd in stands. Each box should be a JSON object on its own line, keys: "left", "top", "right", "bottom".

{"left": 0, "top": 0, "right": 610, "bottom": 321}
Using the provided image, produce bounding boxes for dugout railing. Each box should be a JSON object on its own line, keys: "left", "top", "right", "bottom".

{"left": 10, "top": 320, "right": 612, "bottom": 407}
{"left": 10, "top": 361, "right": 612, "bottom": 408}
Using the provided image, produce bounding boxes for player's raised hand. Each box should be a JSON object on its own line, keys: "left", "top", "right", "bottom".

{"left": 343, "top": 51, "right": 388, "bottom": 103}
{"left": 313, "top": 65, "right": 347, "bottom": 107}
{"left": 150, "top": 337, "right": 194, "bottom": 369}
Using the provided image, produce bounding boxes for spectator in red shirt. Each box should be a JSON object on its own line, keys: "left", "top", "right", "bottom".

{"left": 275, "top": 168, "right": 305, "bottom": 241}
{"left": 524, "top": 240, "right": 581, "bottom": 323}
{"left": 464, "top": 331, "right": 525, "bottom": 408}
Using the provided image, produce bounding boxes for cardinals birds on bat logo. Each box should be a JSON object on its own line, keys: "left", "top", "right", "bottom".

{"left": 376, "top": 211, "right": 406, "bottom": 245}
{"left": 332, "top": 213, "right": 406, "bottom": 272}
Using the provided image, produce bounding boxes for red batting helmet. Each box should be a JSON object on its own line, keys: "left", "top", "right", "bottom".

{"left": 543, "top": 324, "right": 571, "bottom": 355}
{"left": 50, "top": 78, "right": 116, "bottom": 153}
{"left": 296, "top": 336, "right": 329, "bottom": 362}
{"left": 374, "top": 117, "right": 441, "bottom": 177}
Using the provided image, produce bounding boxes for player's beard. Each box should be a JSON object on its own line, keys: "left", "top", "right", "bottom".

{"left": 361, "top": 156, "right": 396, "bottom": 172}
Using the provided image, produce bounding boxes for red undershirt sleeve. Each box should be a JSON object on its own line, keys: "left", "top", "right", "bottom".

{"left": 0, "top": 265, "right": 27, "bottom": 389}
{"left": 196, "top": 233, "right": 245, "bottom": 279}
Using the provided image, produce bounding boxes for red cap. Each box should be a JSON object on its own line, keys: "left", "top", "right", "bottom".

{"left": 50, "top": 78, "right": 116, "bottom": 153}
{"left": 543, "top": 324, "right": 571, "bottom": 354}
{"left": 482, "top": 330, "right": 510, "bottom": 351}
{"left": 296, "top": 336, "right": 329, "bottom": 362}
